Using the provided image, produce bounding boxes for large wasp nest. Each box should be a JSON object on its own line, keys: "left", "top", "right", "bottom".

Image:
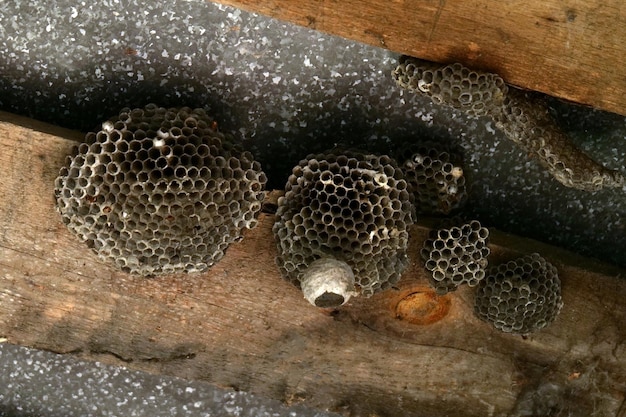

{"left": 399, "top": 145, "right": 467, "bottom": 215}
{"left": 273, "top": 151, "right": 415, "bottom": 307}
{"left": 392, "top": 56, "right": 624, "bottom": 191}
{"left": 420, "top": 220, "right": 490, "bottom": 294}
{"left": 55, "top": 104, "right": 267, "bottom": 275}
{"left": 474, "top": 253, "right": 563, "bottom": 334}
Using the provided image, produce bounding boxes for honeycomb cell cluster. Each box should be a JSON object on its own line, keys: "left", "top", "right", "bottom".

{"left": 494, "top": 89, "right": 625, "bottom": 191}
{"left": 400, "top": 146, "right": 467, "bottom": 215}
{"left": 420, "top": 220, "right": 490, "bottom": 294}
{"left": 392, "top": 56, "right": 625, "bottom": 191}
{"left": 273, "top": 151, "right": 415, "bottom": 301}
{"left": 392, "top": 56, "right": 508, "bottom": 117}
{"left": 55, "top": 104, "right": 267, "bottom": 276}
{"left": 474, "top": 253, "right": 563, "bottom": 334}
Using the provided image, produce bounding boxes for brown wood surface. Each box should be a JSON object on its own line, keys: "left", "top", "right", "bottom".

{"left": 208, "top": 0, "right": 626, "bottom": 117}
{"left": 1, "top": 111, "right": 626, "bottom": 416}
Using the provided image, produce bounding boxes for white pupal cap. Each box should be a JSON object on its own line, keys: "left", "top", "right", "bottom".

{"left": 300, "top": 257, "right": 357, "bottom": 308}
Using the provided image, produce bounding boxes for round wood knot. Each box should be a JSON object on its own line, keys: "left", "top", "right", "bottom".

{"left": 395, "top": 290, "right": 451, "bottom": 325}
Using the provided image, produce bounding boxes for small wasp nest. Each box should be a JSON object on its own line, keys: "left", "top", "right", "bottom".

{"left": 400, "top": 146, "right": 467, "bottom": 215}
{"left": 474, "top": 253, "right": 563, "bottom": 334}
{"left": 494, "top": 89, "right": 625, "bottom": 191}
{"left": 273, "top": 151, "right": 415, "bottom": 307}
{"left": 393, "top": 56, "right": 625, "bottom": 191}
{"left": 55, "top": 104, "right": 267, "bottom": 275}
{"left": 392, "top": 56, "right": 508, "bottom": 117}
{"left": 420, "top": 220, "right": 490, "bottom": 294}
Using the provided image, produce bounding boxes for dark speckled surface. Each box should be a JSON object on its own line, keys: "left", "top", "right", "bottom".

{"left": 0, "top": 343, "right": 340, "bottom": 417}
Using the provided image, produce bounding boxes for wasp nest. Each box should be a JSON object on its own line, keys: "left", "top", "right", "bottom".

{"left": 474, "top": 253, "right": 563, "bottom": 334}
{"left": 55, "top": 104, "right": 267, "bottom": 275}
{"left": 400, "top": 146, "right": 467, "bottom": 215}
{"left": 494, "top": 89, "right": 625, "bottom": 191}
{"left": 392, "top": 56, "right": 625, "bottom": 191}
{"left": 420, "top": 220, "right": 490, "bottom": 294}
{"left": 392, "top": 57, "right": 508, "bottom": 117}
{"left": 273, "top": 151, "right": 415, "bottom": 307}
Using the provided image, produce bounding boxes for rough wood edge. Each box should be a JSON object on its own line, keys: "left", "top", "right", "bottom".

{"left": 207, "top": 0, "right": 626, "bottom": 117}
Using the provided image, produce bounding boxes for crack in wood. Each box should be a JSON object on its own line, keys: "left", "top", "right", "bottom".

{"left": 428, "top": 0, "right": 446, "bottom": 44}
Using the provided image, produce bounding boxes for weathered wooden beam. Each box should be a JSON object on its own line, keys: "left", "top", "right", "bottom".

{"left": 207, "top": 0, "right": 626, "bottom": 117}
{"left": 1, "top": 111, "right": 626, "bottom": 416}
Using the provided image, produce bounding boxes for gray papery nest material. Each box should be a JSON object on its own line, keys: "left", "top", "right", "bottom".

{"left": 55, "top": 104, "right": 267, "bottom": 275}
{"left": 393, "top": 56, "right": 624, "bottom": 191}
{"left": 421, "top": 219, "right": 490, "bottom": 295}
{"left": 399, "top": 145, "right": 467, "bottom": 215}
{"left": 273, "top": 150, "right": 415, "bottom": 307}
{"left": 474, "top": 253, "right": 563, "bottom": 334}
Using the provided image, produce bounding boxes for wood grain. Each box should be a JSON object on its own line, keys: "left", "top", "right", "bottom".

{"left": 208, "top": 0, "right": 626, "bottom": 117}
{"left": 1, "top": 111, "right": 626, "bottom": 416}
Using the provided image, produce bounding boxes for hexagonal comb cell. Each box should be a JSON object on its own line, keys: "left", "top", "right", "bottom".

{"left": 474, "top": 253, "right": 563, "bottom": 334}
{"left": 54, "top": 104, "right": 267, "bottom": 275}
{"left": 420, "top": 219, "right": 490, "bottom": 294}
{"left": 272, "top": 150, "right": 415, "bottom": 307}
{"left": 399, "top": 145, "right": 467, "bottom": 215}
{"left": 493, "top": 88, "right": 624, "bottom": 191}
{"left": 392, "top": 56, "right": 624, "bottom": 191}
{"left": 392, "top": 56, "right": 508, "bottom": 117}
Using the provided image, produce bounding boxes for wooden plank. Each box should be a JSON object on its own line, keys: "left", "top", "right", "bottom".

{"left": 208, "top": 0, "right": 626, "bottom": 117}
{"left": 1, "top": 111, "right": 626, "bottom": 416}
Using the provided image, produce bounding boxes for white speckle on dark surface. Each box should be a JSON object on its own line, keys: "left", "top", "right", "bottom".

{"left": 0, "top": 344, "right": 339, "bottom": 417}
